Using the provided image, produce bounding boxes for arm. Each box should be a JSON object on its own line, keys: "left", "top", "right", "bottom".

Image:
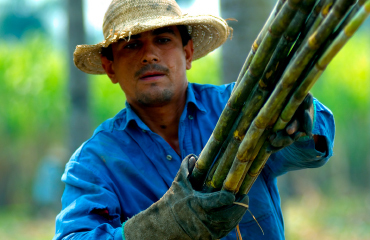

{"left": 54, "top": 154, "right": 123, "bottom": 240}
{"left": 55, "top": 150, "right": 249, "bottom": 240}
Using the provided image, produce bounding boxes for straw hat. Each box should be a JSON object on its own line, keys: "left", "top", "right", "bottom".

{"left": 73, "top": 0, "right": 232, "bottom": 74}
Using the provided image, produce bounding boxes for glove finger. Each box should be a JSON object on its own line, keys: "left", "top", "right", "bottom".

{"left": 301, "top": 110, "right": 313, "bottom": 137}
{"left": 197, "top": 190, "right": 235, "bottom": 211}
{"left": 286, "top": 119, "right": 299, "bottom": 135}
{"left": 188, "top": 156, "right": 197, "bottom": 175}
{"left": 174, "top": 154, "right": 197, "bottom": 183}
{"left": 236, "top": 194, "right": 249, "bottom": 206}
{"left": 301, "top": 92, "right": 314, "bottom": 110}
{"left": 269, "top": 130, "right": 294, "bottom": 148}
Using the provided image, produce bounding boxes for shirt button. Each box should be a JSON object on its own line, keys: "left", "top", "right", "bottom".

{"left": 166, "top": 155, "right": 173, "bottom": 161}
{"left": 142, "top": 129, "right": 146, "bottom": 133}
{"left": 188, "top": 115, "right": 194, "bottom": 120}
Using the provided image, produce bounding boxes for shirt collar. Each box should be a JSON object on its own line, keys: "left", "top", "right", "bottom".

{"left": 186, "top": 82, "right": 207, "bottom": 113}
{"left": 116, "top": 82, "right": 207, "bottom": 131}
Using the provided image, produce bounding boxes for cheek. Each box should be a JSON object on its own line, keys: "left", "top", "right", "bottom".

{"left": 167, "top": 55, "right": 187, "bottom": 76}
{"left": 114, "top": 62, "right": 139, "bottom": 85}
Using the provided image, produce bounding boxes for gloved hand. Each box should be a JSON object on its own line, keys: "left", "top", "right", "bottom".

{"left": 124, "top": 154, "right": 249, "bottom": 240}
{"left": 268, "top": 93, "right": 314, "bottom": 152}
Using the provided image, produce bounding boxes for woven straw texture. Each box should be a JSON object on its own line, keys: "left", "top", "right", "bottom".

{"left": 73, "top": 0, "right": 231, "bottom": 74}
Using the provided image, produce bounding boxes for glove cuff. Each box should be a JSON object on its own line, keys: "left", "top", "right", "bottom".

{"left": 123, "top": 197, "right": 191, "bottom": 240}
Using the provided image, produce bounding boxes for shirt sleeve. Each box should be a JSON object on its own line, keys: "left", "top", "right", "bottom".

{"left": 53, "top": 147, "right": 124, "bottom": 240}
{"left": 266, "top": 98, "right": 335, "bottom": 178}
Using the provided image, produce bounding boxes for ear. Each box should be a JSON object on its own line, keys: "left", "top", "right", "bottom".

{"left": 100, "top": 55, "right": 118, "bottom": 84}
{"left": 184, "top": 39, "right": 194, "bottom": 70}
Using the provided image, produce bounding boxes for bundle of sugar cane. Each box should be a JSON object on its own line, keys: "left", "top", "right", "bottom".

{"left": 190, "top": 0, "right": 370, "bottom": 195}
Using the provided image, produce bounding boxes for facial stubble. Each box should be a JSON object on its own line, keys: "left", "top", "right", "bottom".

{"left": 137, "top": 82, "right": 174, "bottom": 107}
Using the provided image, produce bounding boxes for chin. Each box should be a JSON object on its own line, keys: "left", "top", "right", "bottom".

{"left": 137, "top": 89, "right": 174, "bottom": 106}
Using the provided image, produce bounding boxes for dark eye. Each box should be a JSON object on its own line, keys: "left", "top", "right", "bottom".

{"left": 157, "top": 38, "right": 171, "bottom": 44}
{"left": 124, "top": 42, "right": 140, "bottom": 49}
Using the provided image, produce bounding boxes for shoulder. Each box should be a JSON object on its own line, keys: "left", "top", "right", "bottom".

{"left": 190, "top": 82, "right": 235, "bottom": 96}
{"left": 189, "top": 82, "right": 235, "bottom": 109}
{"left": 69, "top": 108, "right": 130, "bottom": 164}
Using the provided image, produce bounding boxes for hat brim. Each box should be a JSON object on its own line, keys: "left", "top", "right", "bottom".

{"left": 73, "top": 15, "right": 231, "bottom": 74}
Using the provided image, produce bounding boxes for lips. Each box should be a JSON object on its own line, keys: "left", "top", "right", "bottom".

{"left": 139, "top": 71, "right": 166, "bottom": 80}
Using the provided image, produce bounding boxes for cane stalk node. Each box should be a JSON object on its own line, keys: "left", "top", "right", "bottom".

{"left": 259, "top": 80, "right": 268, "bottom": 88}
{"left": 233, "top": 130, "right": 244, "bottom": 141}
{"left": 315, "top": 62, "right": 326, "bottom": 71}
{"left": 322, "top": 2, "right": 333, "bottom": 17}
{"left": 287, "top": 0, "right": 301, "bottom": 11}
{"left": 308, "top": 34, "right": 321, "bottom": 49}
{"left": 252, "top": 41, "right": 259, "bottom": 52}
{"left": 365, "top": 1, "right": 370, "bottom": 12}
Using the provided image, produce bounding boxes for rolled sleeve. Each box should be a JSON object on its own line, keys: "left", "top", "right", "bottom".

{"left": 266, "top": 98, "right": 335, "bottom": 178}
{"left": 53, "top": 149, "right": 123, "bottom": 240}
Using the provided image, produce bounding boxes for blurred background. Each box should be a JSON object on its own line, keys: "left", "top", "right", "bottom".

{"left": 0, "top": 0, "right": 369, "bottom": 239}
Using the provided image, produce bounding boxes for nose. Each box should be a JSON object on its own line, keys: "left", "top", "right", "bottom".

{"left": 141, "top": 42, "right": 159, "bottom": 64}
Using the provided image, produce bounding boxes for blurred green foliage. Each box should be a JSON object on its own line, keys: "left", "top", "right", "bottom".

{"left": 0, "top": 32, "right": 68, "bottom": 206}
{"left": 0, "top": 206, "right": 55, "bottom": 240}
{"left": 89, "top": 74, "right": 125, "bottom": 128}
{"left": 313, "top": 29, "right": 370, "bottom": 124}
{"left": 310, "top": 27, "right": 370, "bottom": 190}
{"left": 0, "top": 33, "right": 68, "bottom": 143}
{"left": 283, "top": 193, "right": 370, "bottom": 240}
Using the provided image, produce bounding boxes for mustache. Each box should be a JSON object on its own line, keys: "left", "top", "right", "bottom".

{"left": 134, "top": 64, "right": 170, "bottom": 78}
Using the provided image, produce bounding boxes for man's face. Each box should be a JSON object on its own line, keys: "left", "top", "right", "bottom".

{"left": 101, "top": 26, "right": 194, "bottom": 108}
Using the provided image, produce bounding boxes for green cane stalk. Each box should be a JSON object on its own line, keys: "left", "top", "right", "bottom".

{"left": 238, "top": 0, "right": 370, "bottom": 195}
{"left": 190, "top": 0, "right": 303, "bottom": 190}
{"left": 222, "top": 0, "right": 356, "bottom": 193}
{"left": 232, "top": 0, "right": 286, "bottom": 93}
{"left": 204, "top": 0, "right": 317, "bottom": 192}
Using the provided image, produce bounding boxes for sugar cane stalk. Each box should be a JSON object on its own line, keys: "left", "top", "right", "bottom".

{"left": 274, "top": 0, "right": 370, "bottom": 132}
{"left": 190, "top": 0, "right": 303, "bottom": 190}
{"left": 293, "top": 0, "right": 334, "bottom": 55}
{"left": 233, "top": 0, "right": 286, "bottom": 93}
{"left": 221, "top": 0, "right": 356, "bottom": 193}
{"left": 205, "top": 0, "right": 316, "bottom": 192}
{"left": 239, "top": 0, "right": 370, "bottom": 195}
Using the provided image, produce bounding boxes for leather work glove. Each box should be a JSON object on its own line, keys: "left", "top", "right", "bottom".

{"left": 124, "top": 154, "right": 249, "bottom": 240}
{"left": 268, "top": 93, "right": 314, "bottom": 152}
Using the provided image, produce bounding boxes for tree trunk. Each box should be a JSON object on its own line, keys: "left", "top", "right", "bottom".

{"left": 67, "top": 0, "right": 90, "bottom": 153}
{"left": 220, "top": 0, "right": 274, "bottom": 84}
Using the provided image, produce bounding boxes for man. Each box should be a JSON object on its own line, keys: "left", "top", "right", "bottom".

{"left": 54, "top": 0, "right": 335, "bottom": 239}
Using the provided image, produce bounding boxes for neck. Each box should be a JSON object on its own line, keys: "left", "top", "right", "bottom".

{"left": 129, "top": 92, "right": 187, "bottom": 155}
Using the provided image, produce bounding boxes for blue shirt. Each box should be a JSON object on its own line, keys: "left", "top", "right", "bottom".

{"left": 54, "top": 82, "right": 335, "bottom": 240}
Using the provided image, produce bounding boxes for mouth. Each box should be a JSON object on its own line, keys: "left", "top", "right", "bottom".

{"left": 139, "top": 71, "right": 166, "bottom": 81}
